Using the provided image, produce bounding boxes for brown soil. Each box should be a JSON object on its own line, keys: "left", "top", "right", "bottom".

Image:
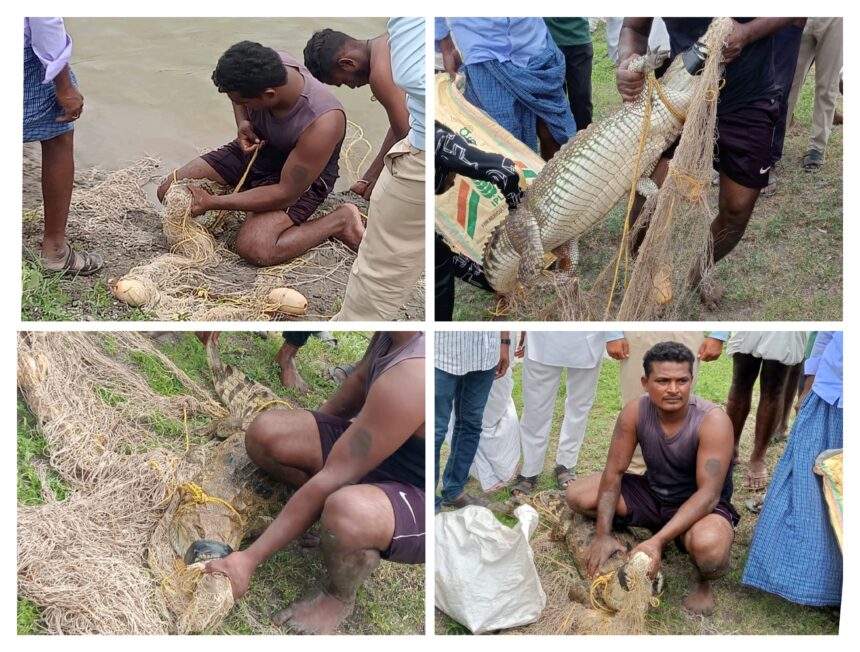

{"left": 22, "top": 144, "right": 424, "bottom": 322}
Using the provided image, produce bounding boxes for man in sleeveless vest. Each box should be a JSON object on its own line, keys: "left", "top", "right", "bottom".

{"left": 203, "top": 332, "right": 425, "bottom": 634}
{"left": 567, "top": 341, "right": 738, "bottom": 616}
{"left": 157, "top": 41, "right": 364, "bottom": 267}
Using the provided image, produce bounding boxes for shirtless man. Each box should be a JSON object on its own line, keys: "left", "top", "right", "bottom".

{"left": 303, "top": 29, "right": 410, "bottom": 200}
{"left": 202, "top": 331, "right": 425, "bottom": 634}
{"left": 157, "top": 40, "right": 364, "bottom": 267}
{"left": 567, "top": 341, "right": 738, "bottom": 615}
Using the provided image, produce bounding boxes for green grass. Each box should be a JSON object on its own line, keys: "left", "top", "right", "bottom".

{"left": 18, "top": 331, "right": 424, "bottom": 635}
{"left": 21, "top": 260, "right": 73, "bottom": 322}
{"left": 17, "top": 400, "right": 69, "bottom": 506}
{"left": 17, "top": 598, "right": 45, "bottom": 635}
{"left": 450, "top": 24, "right": 842, "bottom": 321}
{"left": 127, "top": 350, "right": 190, "bottom": 396}
{"left": 436, "top": 346, "right": 839, "bottom": 635}
{"left": 21, "top": 258, "right": 151, "bottom": 322}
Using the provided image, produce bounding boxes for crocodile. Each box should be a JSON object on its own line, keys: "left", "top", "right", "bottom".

{"left": 150, "top": 337, "right": 290, "bottom": 633}
{"left": 483, "top": 19, "right": 727, "bottom": 294}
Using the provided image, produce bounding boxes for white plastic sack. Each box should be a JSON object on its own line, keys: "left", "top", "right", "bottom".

{"left": 435, "top": 505, "right": 546, "bottom": 634}
{"left": 443, "top": 365, "right": 520, "bottom": 492}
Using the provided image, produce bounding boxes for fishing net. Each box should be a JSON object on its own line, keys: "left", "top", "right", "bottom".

{"left": 507, "top": 492, "right": 661, "bottom": 635}
{"left": 17, "top": 331, "right": 224, "bottom": 634}
{"left": 18, "top": 332, "right": 424, "bottom": 635}
{"left": 36, "top": 120, "right": 384, "bottom": 320}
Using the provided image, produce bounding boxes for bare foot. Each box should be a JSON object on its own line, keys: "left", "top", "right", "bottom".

{"left": 698, "top": 279, "right": 724, "bottom": 311}
{"left": 298, "top": 531, "right": 321, "bottom": 551}
{"left": 272, "top": 590, "right": 354, "bottom": 634}
{"left": 337, "top": 203, "right": 365, "bottom": 252}
{"left": 682, "top": 580, "right": 715, "bottom": 616}
{"left": 275, "top": 343, "right": 308, "bottom": 393}
{"left": 743, "top": 460, "right": 769, "bottom": 490}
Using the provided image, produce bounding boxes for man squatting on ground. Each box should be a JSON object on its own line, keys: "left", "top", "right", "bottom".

{"left": 157, "top": 41, "right": 364, "bottom": 267}
{"left": 203, "top": 332, "right": 425, "bottom": 634}
{"left": 303, "top": 27, "right": 410, "bottom": 201}
{"left": 567, "top": 341, "right": 738, "bottom": 615}
{"left": 618, "top": 18, "right": 795, "bottom": 307}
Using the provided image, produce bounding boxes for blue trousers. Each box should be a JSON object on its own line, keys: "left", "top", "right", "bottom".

{"left": 434, "top": 367, "right": 496, "bottom": 508}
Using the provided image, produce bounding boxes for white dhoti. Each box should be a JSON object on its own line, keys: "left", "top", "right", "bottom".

{"left": 518, "top": 332, "right": 604, "bottom": 478}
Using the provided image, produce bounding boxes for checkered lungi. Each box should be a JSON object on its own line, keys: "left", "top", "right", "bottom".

{"left": 462, "top": 40, "right": 576, "bottom": 151}
{"left": 23, "top": 46, "right": 77, "bottom": 143}
{"left": 742, "top": 392, "right": 843, "bottom": 606}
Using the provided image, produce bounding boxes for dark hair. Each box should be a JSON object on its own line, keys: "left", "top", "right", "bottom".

{"left": 212, "top": 41, "right": 286, "bottom": 98}
{"left": 303, "top": 29, "right": 351, "bottom": 80}
{"left": 642, "top": 341, "right": 695, "bottom": 377}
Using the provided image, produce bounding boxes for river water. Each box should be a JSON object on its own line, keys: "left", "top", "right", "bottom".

{"left": 64, "top": 17, "right": 390, "bottom": 190}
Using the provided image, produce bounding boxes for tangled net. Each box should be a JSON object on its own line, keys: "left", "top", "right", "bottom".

{"left": 508, "top": 492, "right": 660, "bottom": 635}
{"left": 50, "top": 118, "right": 383, "bottom": 320}
{"left": 110, "top": 172, "right": 362, "bottom": 320}
{"left": 505, "top": 18, "right": 734, "bottom": 321}
{"left": 17, "top": 332, "right": 225, "bottom": 634}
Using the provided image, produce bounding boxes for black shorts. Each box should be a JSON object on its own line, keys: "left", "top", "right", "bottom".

{"left": 617, "top": 473, "right": 739, "bottom": 552}
{"left": 313, "top": 412, "right": 425, "bottom": 565}
{"left": 662, "top": 97, "right": 779, "bottom": 190}
{"left": 201, "top": 139, "right": 336, "bottom": 224}
{"left": 714, "top": 98, "right": 779, "bottom": 189}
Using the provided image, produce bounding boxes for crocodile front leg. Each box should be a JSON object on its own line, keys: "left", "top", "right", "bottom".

{"left": 504, "top": 206, "right": 546, "bottom": 286}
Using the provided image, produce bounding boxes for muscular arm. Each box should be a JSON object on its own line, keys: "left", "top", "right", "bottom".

{"left": 316, "top": 334, "right": 376, "bottom": 419}
{"left": 586, "top": 402, "right": 638, "bottom": 577}
{"left": 643, "top": 409, "right": 734, "bottom": 549}
{"left": 722, "top": 18, "right": 798, "bottom": 63}
{"left": 595, "top": 403, "right": 639, "bottom": 537}
{"left": 195, "top": 109, "right": 346, "bottom": 215}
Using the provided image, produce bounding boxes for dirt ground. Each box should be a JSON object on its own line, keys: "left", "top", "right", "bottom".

{"left": 21, "top": 145, "right": 424, "bottom": 321}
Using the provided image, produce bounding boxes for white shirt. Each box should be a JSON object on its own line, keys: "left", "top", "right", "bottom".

{"left": 435, "top": 332, "right": 500, "bottom": 375}
{"left": 525, "top": 331, "right": 606, "bottom": 369}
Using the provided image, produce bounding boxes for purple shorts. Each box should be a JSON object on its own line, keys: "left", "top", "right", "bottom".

{"left": 313, "top": 412, "right": 425, "bottom": 565}
{"left": 618, "top": 473, "right": 739, "bottom": 552}
{"left": 662, "top": 98, "right": 779, "bottom": 190}
{"left": 201, "top": 139, "right": 337, "bottom": 225}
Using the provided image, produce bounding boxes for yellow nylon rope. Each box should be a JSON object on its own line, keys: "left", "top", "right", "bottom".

{"left": 175, "top": 481, "right": 244, "bottom": 525}
{"left": 605, "top": 74, "right": 657, "bottom": 315}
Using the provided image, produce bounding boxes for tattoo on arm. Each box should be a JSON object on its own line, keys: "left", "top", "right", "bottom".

{"left": 348, "top": 427, "right": 372, "bottom": 459}
{"left": 704, "top": 458, "right": 722, "bottom": 477}
{"left": 290, "top": 164, "right": 309, "bottom": 184}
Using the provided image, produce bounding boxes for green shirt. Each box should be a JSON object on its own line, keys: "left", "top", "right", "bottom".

{"left": 544, "top": 17, "right": 591, "bottom": 47}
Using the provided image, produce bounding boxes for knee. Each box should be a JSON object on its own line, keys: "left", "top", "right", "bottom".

{"left": 566, "top": 480, "right": 590, "bottom": 514}
{"left": 719, "top": 196, "right": 754, "bottom": 229}
{"left": 687, "top": 525, "right": 731, "bottom": 576}
{"left": 235, "top": 229, "right": 270, "bottom": 267}
{"left": 244, "top": 410, "right": 291, "bottom": 465}
{"left": 320, "top": 488, "right": 365, "bottom": 544}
